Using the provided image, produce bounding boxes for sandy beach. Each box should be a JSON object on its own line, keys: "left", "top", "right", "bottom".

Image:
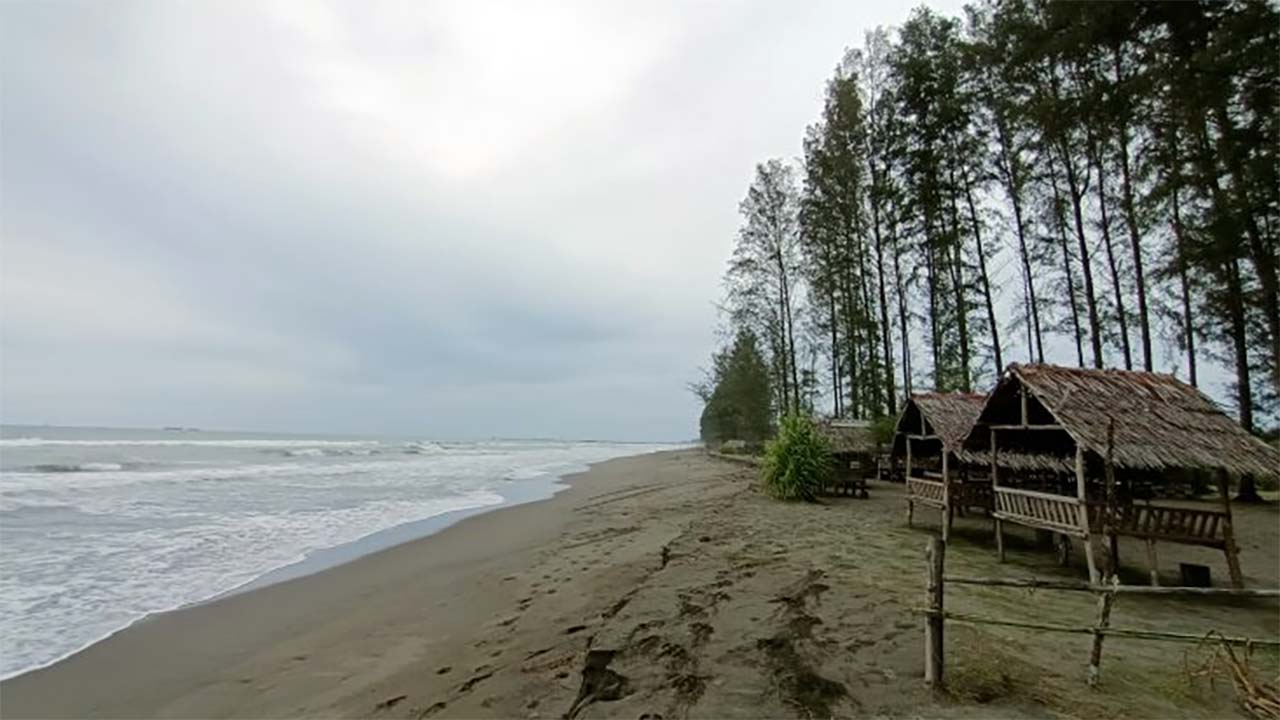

{"left": 3, "top": 449, "right": 1277, "bottom": 719}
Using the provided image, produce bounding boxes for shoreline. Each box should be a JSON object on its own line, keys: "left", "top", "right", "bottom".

{"left": 0, "top": 465, "right": 575, "bottom": 684}
{"left": 0, "top": 449, "right": 708, "bottom": 718}
{"left": 5, "top": 448, "right": 1274, "bottom": 719}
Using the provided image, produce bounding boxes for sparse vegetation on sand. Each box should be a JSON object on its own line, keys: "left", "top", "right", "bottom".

{"left": 761, "top": 414, "right": 832, "bottom": 501}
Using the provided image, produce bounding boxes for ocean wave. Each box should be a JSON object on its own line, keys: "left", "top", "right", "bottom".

{"left": 503, "top": 467, "right": 549, "bottom": 481}
{"left": 0, "top": 438, "right": 382, "bottom": 449}
{"left": 26, "top": 463, "right": 126, "bottom": 473}
{"left": 403, "top": 441, "right": 446, "bottom": 454}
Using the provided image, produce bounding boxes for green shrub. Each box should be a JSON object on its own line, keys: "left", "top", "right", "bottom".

{"left": 761, "top": 414, "right": 833, "bottom": 501}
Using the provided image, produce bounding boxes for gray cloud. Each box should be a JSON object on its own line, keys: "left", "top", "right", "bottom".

{"left": 2, "top": 0, "right": 967, "bottom": 440}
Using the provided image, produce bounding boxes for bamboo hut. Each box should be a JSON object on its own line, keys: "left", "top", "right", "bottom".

{"left": 817, "top": 419, "right": 878, "bottom": 497}
{"left": 894, "top": 393, "right": 989, "bottom": 540}
{"left": 962, "top": 363, "right": 1280, "bottom": 588}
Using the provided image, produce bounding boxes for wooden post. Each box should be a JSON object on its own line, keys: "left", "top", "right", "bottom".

{"left": 991, "top": 428, "right": 1004, "bottom": 562}
{"left": 942, "top": 450, "right": 951, "bottom": 542}
{"left": 1087, "top": 584, "right": 1116, "bottom": 687}
{"left": 1103, "top": 418, "right": 1119, "bottom": 581}
{"left": 1020, "top": 386, "right": 1029, "bottom": 425}
{"left": 1075, "top": 445, "right": 1100, "bottom": 585}
{"left": 1144, "top": 539, "right": 1159, "bottom": 587}
{"left": 906, "top": 437, "right": 914, "bottom": 527}
{"left": 1216, "top": 471, "right": 1245, "bottom": 589}
{"left": 925, "top": 537, "right": 945, "bottom": 688}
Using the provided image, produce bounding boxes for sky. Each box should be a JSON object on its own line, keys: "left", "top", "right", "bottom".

{"left": 3, "top": 0, "right": 981, "bottom": 440}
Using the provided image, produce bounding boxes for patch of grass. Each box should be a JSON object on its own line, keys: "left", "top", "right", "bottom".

{"left": 761, "top": 415, "right": 832, "bottom": 502}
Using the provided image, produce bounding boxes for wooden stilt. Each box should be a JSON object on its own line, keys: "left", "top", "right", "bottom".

{"left": 1087, "top": 587, "right": 1116, "bottom": 687}
{"left": 941, "top": 451, "right": 951, "bottom": 542}
{"left": 1216, "top": 471, "right": 1245, "bottom": 589}
{"left": 1075, "top": 445, "right": 1100, "bottom": 585}
{"left": 905, "top": 437, "right": 914, "bottom": 527}
{"left": 924, "top": 537, "right": 945, "bottom": 688}
{"left": 995, "top": 519, "right": 1005, "bottom": 562}
{"left": 1144, "top": 539, "right": 1159, "bottom": 587}
{"left": 1103, "top": 418, "right": 1119, "bottom": 581}
{"left": 990, "top": 427, "right": 1001, "bottom": 558}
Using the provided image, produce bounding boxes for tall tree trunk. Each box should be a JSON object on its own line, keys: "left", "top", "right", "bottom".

{"left": 890, "top": 197, "right": 913, "bottom": 396}
{"left": 869, "top": 159, "right": 897, "bottom": 416}
{"left": 1113, "top": 49, "right": 1153, "bottom": 372}
{"left": 1168, "top": 133, "right": 1198, "bottom": 386}
{"left": 1059, "top": 139, "right": 1105, "bottom": 368}
{"left": 842, "top": 268, "right": 861, "bottom": 417}
{"left": 924, "top": 213, "right": 942, "bottom": 391}
{"left": 849, "top": 199, "right": 881, "bottom": 417}
{"left": 1213, "top": 102, "right": 1280, "bottom": 394}
{"left": 781, "top": 276, "right": 800, "bottom": 414}
{"left": 1048, "top": 161, "right": 1086, "bottom": 367}
{"left": 1193, "top": 118, "right": 1255, "bottom": 428}
{"left": 829, "top": 291, "right": 842, "bottom": 416}
{"left": 1225, "top": 258, "right": 1255, "bottom": 432}
{"left": 962, "top": 167, "right": 1003, "bottom": 376}
{"left": 946, "top": 168, "right": 972, "bottom": 392}
{"left": 1090, "top": 142, "right": 1133, "bottom": 370}
{"left": 995, "top": 116, "right": 1044, "bottom": 363}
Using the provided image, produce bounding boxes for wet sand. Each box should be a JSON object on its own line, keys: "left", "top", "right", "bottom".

{"left": 3, "top": 449, "right": 1276, "bottom": 719}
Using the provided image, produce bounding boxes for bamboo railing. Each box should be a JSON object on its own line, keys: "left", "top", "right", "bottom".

{"left": 919, "top": 538, "right": 1280, "bottom": 691}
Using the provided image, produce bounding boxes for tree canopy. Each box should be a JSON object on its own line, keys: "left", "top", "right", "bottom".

{"left": 706, "top": 0, "right": 1278, "bottom": 434}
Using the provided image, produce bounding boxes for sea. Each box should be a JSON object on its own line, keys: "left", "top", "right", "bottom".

{"left": 0, "top": 425, "right": 682, "bottom": 679}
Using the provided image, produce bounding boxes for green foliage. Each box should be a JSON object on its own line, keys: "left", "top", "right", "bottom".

{"left": 697, "top": 331, "right": 774, "bottom": 445}
{"left": 761, "top": 414, "right": 833, "bottom": 502}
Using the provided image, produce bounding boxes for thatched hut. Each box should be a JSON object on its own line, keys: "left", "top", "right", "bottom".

{"left": 893, "top": 393, "right": 988, "bottom": 540}
{"left": 817, "top": 419, "right": 878, "bottom": 497}
{"left": 962, "top": 363, "right": 1280, "bottom": 588}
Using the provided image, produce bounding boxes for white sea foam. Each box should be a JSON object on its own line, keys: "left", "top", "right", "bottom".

{"left": 504, "top": 467, "right": 550, "bottom": 481}
{"left": 0, "top": 434, "right": 680, "bottom": 679}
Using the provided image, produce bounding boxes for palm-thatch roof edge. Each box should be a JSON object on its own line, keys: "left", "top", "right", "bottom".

{"left": 965, "top": 363, "right": 1279, "bottom": 478}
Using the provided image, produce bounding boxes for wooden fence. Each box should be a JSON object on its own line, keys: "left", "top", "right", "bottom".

{"left": 920, "top": 537, "right": 1280, "bottom": 689}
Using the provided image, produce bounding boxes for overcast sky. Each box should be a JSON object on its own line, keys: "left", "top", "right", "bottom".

{"left": 4, "top": 0, "right": 985, "bottom": 440}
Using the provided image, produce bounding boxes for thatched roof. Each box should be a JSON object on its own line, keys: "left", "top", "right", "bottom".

{"left": 818, "top": 419, "right": 879, "bottom": 455}
{"left": 892, "top": 392, "right": 1072, "bottom": 471}
{"left": 892, "top": 393, "right": 984, "bottom": 454}
{"left": 915, "top": 393, "right": 985, "bottom": 450}
{"left": 965, "top": 363, "right": 1280, "bottom": 478}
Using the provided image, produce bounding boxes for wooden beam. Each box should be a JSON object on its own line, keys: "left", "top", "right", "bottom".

{"left": 924, "top": 538, "right": 944, "bottom": 688}
{"left": 1103, "top": 418, "right": 1119, "bottom": 582}
{"left": 942, "top": 450, "right": 951, "bottom": 542}
{"left": 943, "top": 575, "right": 1280, "bottom": 597}
{"left": 1020, "top": 386, "right": 1029, "bottom": 426}
{"left": 1076, "top": 445, "right": 1100, "bottom": 585}
{"left": 923, "top": 610, "right": 1280, "bottom": 647}
{"left": 905, "top": 437, "right": 914, "bottom": 527}
{"left": 1216, "top": 470, "right": 1245, "bottom": 589}
{"left": 991, "top": 427, "right": 1003, "bottom": 562}
{"left": 1088, "top": 588, "right": 1115, "bottom": 687}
